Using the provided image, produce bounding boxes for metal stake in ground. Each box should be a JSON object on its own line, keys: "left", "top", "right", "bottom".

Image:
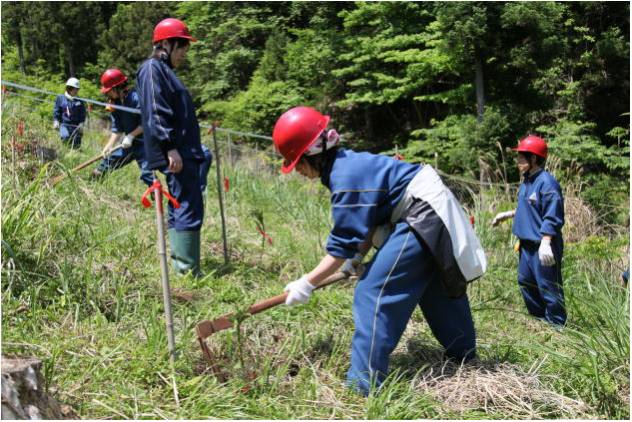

{"left": 211, "top": 123, "right": 229, "bottom": 265}
{"left": 141, "top": 174, "right": 179, "bottom": 363}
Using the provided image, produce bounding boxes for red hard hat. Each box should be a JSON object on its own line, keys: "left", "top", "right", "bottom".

{"left": 153, "top": 18, "right": 197, "bottom": 43}
{"left": 272, "top": 106, "right": 330, "bottom": 174}
{"left": 512, "top": 134, "right": 548, "bottom": 158}
{"left": 100, "top": 68, "right": 128, "bottom": 93}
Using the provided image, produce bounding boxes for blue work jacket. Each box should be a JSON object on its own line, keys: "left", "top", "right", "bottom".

{"left": 512, "top": 169, "right": 564, "bottom": 244}
{"left": 321, "top": 149, "right": 420, "bottom": 258}
{"left": 110, "top": 88, "right": 143, "bottom": 141}
{"left": 136, "top": 56, "right": 204, "bottom": 170}
{"left": 53, "top": 94, "right": 86, "bottom": 125}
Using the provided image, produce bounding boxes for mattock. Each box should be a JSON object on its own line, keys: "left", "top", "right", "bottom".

{"left": 196, "top": 271, "right": 351, "bottom": 378}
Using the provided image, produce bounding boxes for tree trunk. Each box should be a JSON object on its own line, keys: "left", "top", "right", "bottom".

{"left": 67, "top": 50, "right": 76, "bottom": 77}
{"left": 17, "top": 28, "right": 26, "bottom": 75}
{"left": 474, "top": 48, "right": 485, "bottom": 123}
{"left": 1, "top": 355, "right": 77, "bottom": 419}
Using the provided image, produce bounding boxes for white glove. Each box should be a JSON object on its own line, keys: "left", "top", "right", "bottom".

{"left": 121, "top": 134, "right": 134, "bottom": 149}
{"left": 53, "top": 120, "right": 60, "bottom": 129}
{"left": 284, "top": 275, "right": 316, "bottom": 306}
{"left": 341, "top": 252, "right": 366, "bottom": 276}
{"left": 102, "top": 145, "right": 113, "bottom": 157}
{"left": 491, "top": 210, "right": 516, "bottom": 227}
{"left": 538, "top": 238, "right": 556, "bottom": 266}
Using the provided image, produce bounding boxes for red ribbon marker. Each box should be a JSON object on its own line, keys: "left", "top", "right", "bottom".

{"left": 470, "top": 215, "right": 475, "bottom": 227}
{"left": 223, "top": 176, "right": 230, "bottom": 192}
{"left": 140, "top": 179, "right": 181, "bottom": 209}
{"left": 257, "top": 228, "right": 273, "bottom": 245}
{"left": 17, "top": 121, "right": 24, "bottom": 137}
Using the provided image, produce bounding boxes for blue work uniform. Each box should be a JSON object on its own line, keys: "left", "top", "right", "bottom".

{"left": 95, "top": 89, "right": 153, "bottom": 186}
{"left": 136, "top": 56, "right": 211, "bottom": 231}
{"left": 322, "top": 149, "right": 476, "bottom": 395}
{"left": 512, "top": 169, "right": 566, "bottom": 326}
{"left": 53, "top": 94, "right": 86, "bottom": 149}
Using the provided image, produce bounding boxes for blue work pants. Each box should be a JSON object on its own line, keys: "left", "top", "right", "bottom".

{"left": 347, "top": 221, "right": 476, "bottom": 395}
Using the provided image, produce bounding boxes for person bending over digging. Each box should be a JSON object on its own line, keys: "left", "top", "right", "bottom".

{"left": 492, "top": 135, "right": 566, "bottom": 327}
{"left": 53, "top": 78, "right": 86, "bottom": 149}
{"left": 272, "top": 106, "right": 487, "bottom": 396}
{"left": 136, "top": 18, "right": 212, "bottom": 277}
{"left": 91, "top": 68, "right": 153, "bottom": 186}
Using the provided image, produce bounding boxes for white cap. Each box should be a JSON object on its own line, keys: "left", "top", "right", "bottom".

{"left": 66, "top": 78, "right": 80, "bottom": 89}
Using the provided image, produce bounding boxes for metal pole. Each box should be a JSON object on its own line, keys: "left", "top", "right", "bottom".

{"left": 227, "top": 133, "right": 233, "bottom": 167}
{"left": 211, "top": 124, "right": 229, "bottom": 265}
{"left": 153, "top": 173, "right": 177, "bottom": 363}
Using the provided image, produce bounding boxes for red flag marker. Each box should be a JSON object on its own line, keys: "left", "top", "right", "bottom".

{"left": 223, "top": 176, "right": 230, "bottom": 192}
{"left": 257, "top": 228, "right": 273, "bottom": 245}
{"left": 17, "top": 121, "right": 24, "bottom": 137}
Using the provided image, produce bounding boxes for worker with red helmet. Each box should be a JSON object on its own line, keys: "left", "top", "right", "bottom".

{"left": 492, "top": 135, "right": 566, "bottom": 327}
{"left": 272, "top": 106, "right": 487, "bottom": 396}
{"left": 135, "top": 18, "right": 212, "bottom": 277}
{"left": 92, "top": 68, "right": 153, "bottom": 186}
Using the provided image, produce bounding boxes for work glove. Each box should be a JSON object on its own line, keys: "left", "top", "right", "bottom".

{"left": 284, "top": 275, "right": 316, "bottom": 306}
{"left": 53, "top": 120, "right": 60, "bottom": 129}
{"left": 341, "top": 252, "right": 366, "bottom": 276}
{"left": 121, "top": 134, "right": 134, "bottom": 149}
{"left": 77, "top": 122, "right": 84, "bottom": 133}
{"left": 102, "top": 145, "right": 113, "bottom": 157}
{"left": 491, "top": 210, "right": 516, "bottom": 227}
{"left": 538, "top": 238, "right": 556, "bottom": 267}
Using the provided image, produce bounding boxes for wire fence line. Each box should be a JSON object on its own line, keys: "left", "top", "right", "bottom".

{"left": 1, "top": 79, "right": 531, "bottom": 190}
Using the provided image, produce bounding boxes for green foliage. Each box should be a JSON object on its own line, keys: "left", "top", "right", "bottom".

{"left": 537, "top": 119, "right": 630, "bottom": 173}
{"left": 1, "top": 1, "right": 118, "bottom": 78}
{"left": 206, "top": 74, "right": 303, "bottom": 141}
{"left": 96, "top": 2, "right": 176, "bottom": 78}
{"left": 407, "top": 107, "right": 512, "bottom": 174}
{"left": 178, "top": 2, "right": 287, "bottom": 104}
{"left": 0, "top": 2, "right": 629, "bottom": 184}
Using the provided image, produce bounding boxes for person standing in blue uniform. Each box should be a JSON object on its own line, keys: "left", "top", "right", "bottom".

{"left": 53, "top": 78, "right": 86, "bottom": 149}
{"left": 273, "top": 106, "right": 487, "bottom": 396}
{"left": 492, "top": 135, "right": 566, "bottom": 327}
{"left": 92, "top": 68, "right": 153, "bottom": 186}
{"left": 136, "top": 18, "right": 212, "bottom": 277}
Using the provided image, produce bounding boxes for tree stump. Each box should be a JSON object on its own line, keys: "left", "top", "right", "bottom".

{"left": 1, "top": 356, "right": 76, "bottom": 420}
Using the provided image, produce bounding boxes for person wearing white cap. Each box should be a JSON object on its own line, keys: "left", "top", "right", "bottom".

{"left": 53, "top": 77, "right": 86, "bottom": 149}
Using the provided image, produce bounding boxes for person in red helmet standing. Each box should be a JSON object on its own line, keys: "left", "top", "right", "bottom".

{"left": 92, "top": 68, "right": 153, "bottom": 186}
{"left": 272, "top": 106, "right": 487, "bottom": 396}
{"left": 136, "top": 18, "right": 213, "bottom": 277}
{"left": 492, "top": 135, "right": 566, "bottom": 327}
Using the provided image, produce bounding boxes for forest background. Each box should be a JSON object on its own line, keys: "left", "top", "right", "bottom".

{"left": 2, "top": 1, "right": 629, "bottom": 222}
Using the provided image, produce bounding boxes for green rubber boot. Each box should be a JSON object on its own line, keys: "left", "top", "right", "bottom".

{"left": 168, "top": 229, "right": 202, "bottom": 277}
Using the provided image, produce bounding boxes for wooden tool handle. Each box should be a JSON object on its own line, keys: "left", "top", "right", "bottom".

{"left": 50, "top": 145, "right": 124, "bottom": 186}
{"left": 247, "top": 271, "right": 348, "bottom": 316}
{"left": 196, "top": 272, "right": 349, "bottom": 339}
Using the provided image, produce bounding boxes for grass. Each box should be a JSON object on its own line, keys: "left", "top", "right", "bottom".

{"left": 1, "top": 98, "right": 630, "bottom": 419}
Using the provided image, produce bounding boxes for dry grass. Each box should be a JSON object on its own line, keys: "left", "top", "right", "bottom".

{"left": 411, "top": 358, "right": 593, "bottom": 418}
